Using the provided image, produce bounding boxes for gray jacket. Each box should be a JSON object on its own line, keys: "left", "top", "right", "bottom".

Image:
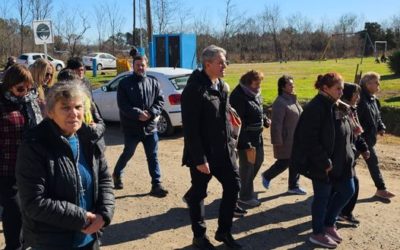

{"left": 271, "top": 93, "right": 302, "bottom": 159}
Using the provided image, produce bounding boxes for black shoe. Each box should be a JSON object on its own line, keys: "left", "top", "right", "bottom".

{"left": 339, "top": 214, "right": 360, "bottom": 225}
{"left": 215, "top": 232, "right": 242, "bottom": 249}
{"left": 150, "top": 184, "right": 169, "bottom": 197}
{"left": 193, "top": 236, "right": 216, "bottom": 250}
{"left": 112, "top": 174, "right": 123, "bottom": 190}
{"left": 233, "top": 205, "right": 247, "bottom": 218}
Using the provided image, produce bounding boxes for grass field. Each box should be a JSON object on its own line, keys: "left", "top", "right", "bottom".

{"left": 223, "top": 57, "right": 400, "bottom": 107}
{"left": 86, "top": 57, "right": 400, "bottom": 107}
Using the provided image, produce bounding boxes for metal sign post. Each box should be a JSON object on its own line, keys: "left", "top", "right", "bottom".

{"left": 32, "top": 20, "right": 53, "bottom": 59}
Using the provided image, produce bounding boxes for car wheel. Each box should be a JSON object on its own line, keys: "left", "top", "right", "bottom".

{"left": 157, "top": 111, "right": 174, "bottom": 136}
{"left": 56, "top": 64, "right": 63, "bottom": 71}
{"left": 97, "top": 64, "right": 102, "bottom": 71}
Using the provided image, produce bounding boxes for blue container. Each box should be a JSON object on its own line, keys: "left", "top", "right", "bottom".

{"left": 92, "top": 58, "right": 97, "bottom": 77}
{"left": 137, "top": 47, "right": 145, "bottom": 56}
{"left": 149, "top": 33, "right": 197, "bottom": 69}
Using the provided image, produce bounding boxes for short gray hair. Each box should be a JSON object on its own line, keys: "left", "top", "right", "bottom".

{"left": 46, "top": 81, "right": 89, "bottom": 113}
{"left": 201, "top": 45, "right": 226, "bottom": 65}
{"left": 360, "top": 72, "right": 380, "bottom": 87}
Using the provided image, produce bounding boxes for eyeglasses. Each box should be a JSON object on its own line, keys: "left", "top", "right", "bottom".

{"left": 46, "top": 72, "right": 53, "bottom": 78}
{"left": 15, "top": 86, "right": 33, "bottom": 93}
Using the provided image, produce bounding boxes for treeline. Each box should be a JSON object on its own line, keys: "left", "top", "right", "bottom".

{"left": 1, "top": 0, "right": 400, "bottom": 65}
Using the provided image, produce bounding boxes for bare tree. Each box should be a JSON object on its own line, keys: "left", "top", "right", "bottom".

{"left": 105, "top": 2, "right": 125, "bottom": 54}
{"left": 54, "top": 6, "right": 90, "bottom": 56}
{"left": 94, "top": 4, "right": 105, "bottom": 50}
{"left": 153, "top": 0, "right": 177, "bottom": 34}
{"left": 16, "top": 0, "right": 31, "bottom": 54}
{"left": 221, "top": 0, "right": 244, "bottom": 45}
{"left": 261, "top": 4, "right": 283, "bottom": 60}
{"left": 334, "top": 13, "right": 359, "bottom": 57}
{"left": 29, "top": 0, "right": 52, "bottom": 21}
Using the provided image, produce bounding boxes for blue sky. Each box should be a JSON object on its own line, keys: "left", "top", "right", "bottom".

{"left": 6, "top": 0, "right": 400, "bottom": 43}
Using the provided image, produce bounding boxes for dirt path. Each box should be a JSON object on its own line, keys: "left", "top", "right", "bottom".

{"left": 1, "top": 123, "right": 399, "bottom": 249}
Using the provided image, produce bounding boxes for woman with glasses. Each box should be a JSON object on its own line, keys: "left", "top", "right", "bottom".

{"left": 0, "top": 64, "right": 43, "bottom": 250}
{"left": 29, "top": 58, "right": 55, "bottom": 115}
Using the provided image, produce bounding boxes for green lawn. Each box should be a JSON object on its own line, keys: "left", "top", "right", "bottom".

{"left": 224, "top": 57, "right": 400, "bottom": 107}
{"left": 86, "top": 57, "right": 400, "bottom": 107}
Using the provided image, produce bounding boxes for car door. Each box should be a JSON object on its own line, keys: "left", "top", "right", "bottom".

{"left": 96, "top": 74, "right": 131, "bottom": 121}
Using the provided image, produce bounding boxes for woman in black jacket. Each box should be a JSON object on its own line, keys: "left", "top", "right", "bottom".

{"left": 337, "top": 83, "right": 370, "bottom": 226}
{"left": 16, "top": 82, "right": 114, "bottom": 250}
{"left": 292, "top": 73, "right": 355, "bottom": 249}
{"left": 229, "top": 70, "right": 265, "bottom": 207}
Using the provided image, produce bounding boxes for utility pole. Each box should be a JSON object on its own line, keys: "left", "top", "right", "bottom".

{"left": 146, "top": 0, "right": 152, "bottom": 45}
{"left": 133, "top": 0, "right": 136, "bottom": 45}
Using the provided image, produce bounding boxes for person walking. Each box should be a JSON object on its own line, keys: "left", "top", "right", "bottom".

{"left": 112, "top": 55, "right": 168, "bottom": 197}
{"left": 292, "top": 73, "right": 356, "bottom": 248}
{"left": 229, "top": 70, "right": 265, "bottom": 207}
{"left": 181, "top": 45, "right": 242, "bottom": 249}
{"left": 337, "top": 82, "right": 370, "bottom": 226}
{"left": 357, "top": 72, "right": 395, "bottom": 199}
{"left": 16, "top": 82, "right": 114, "bottom": 249}
{"left": 0, "top": 65, "right": 43, "bottom": 250}
{"left": 261, "top": 75, "right": 306, "bottom": 195}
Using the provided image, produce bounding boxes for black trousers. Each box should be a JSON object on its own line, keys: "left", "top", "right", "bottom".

{"left": 363, "top": 143, "right": 386, "bottom": 190}
{"left": 187, "top": 164, "right": 240, "bottom": 237}
{"left": 0, "top": 177, "right": 22, "bottom": 250}
{"left": 262, "top": 159, "right": 300, "bottom": 189}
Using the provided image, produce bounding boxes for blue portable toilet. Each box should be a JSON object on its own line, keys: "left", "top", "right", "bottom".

{"left": 149, "top": 33, "right": 197, "bottom": 69}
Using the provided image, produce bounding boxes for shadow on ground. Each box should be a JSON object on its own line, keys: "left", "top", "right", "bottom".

{"left": 101, "top": 194, "right": 314, "bottom": 249}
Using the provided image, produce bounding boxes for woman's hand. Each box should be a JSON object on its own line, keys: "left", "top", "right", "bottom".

{"left": 81, "top": 213, "right": 105, "bottom": 234}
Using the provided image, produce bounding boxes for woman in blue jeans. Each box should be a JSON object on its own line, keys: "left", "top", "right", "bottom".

{"left": 291, "top": 72, "right": 355, "bottom": 249}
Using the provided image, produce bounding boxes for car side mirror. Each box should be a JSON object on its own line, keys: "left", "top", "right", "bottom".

{"left": 101, "top": 85, "right": 109, "bottom": 92}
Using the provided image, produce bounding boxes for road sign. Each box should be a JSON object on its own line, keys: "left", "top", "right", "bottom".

{"left": 33, "top": 20, "right": 53, "bottom": 45}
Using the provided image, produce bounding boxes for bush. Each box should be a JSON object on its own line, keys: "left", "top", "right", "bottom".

{"left": 388, "top": 51, "right": 400, "bottom": 75}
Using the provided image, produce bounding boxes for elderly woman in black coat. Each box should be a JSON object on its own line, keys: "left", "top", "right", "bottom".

{"left": 16, "top": 82, "right": 114, "bottom": 250}
{"left": 230, "top": 70, "right": 266, "bottom": 207}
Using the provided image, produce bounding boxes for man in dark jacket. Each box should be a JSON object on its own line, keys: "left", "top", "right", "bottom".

{"left": 112, "top": 55, "right": 168, "bottom": 197}
{"left": 181, "top": 45, "right": 241, "bottom": 249}
{"left": 357, "top": 72, "right": 395, "bottom": 199}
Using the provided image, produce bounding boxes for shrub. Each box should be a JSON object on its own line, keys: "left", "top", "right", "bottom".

{"left": 388, "top": 50, "right": 400, "bottom": 75}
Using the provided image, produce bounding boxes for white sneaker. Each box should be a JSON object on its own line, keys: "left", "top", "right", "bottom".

{"left": 238, "top": 198, "right": 261, "bottom": 207}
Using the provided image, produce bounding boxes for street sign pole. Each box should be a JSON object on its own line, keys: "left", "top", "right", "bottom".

{"left": 44, "top": 42, "right": 48, "bottom": 60}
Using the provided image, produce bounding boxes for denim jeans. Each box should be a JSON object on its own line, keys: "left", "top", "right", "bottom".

{"left": 0, "top": 177, "right": 22, "bottom": 250}
{"left": 238, "top": 146, "right": 264, "bottom": 200}
{"left": 113, "top": 133, "right": 161, "bottom": 185}
{"left": 311, "top": 177, "right": 355, "bottom": 234}
{"left": 262, "top": 159, "right": 300, "bottom": 189}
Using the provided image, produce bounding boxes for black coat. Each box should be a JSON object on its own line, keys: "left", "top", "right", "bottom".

{"left": 357, "top": 88, "right": 386, "bottom": 146}
{"left": 16, "top": 119, "right": 115, "bottom": 249}
{"left": 229, "top": 84, "right": 264, "bottom": 150}
{"left": 291, "top": 94, "right": 336, "bottom": 180}
{"left": 117, "top": 72, "right": 164, "bottom": 136}
{"left": 181, "top": 69, "right": 237, "bottom": 169}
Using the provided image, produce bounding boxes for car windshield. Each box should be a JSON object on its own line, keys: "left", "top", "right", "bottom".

{"left": 169, "top": 75, "right": 190, "bottom": 90}
{"left": 88, "top": 53, "right": 98, "bottom": 57}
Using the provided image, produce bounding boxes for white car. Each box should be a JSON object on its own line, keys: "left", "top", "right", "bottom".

{"left": 92, "top": 67, "right": 193, "bottom": 136}
{"left": 83, "top": 52, "right": 117, "bottom": 70}
{"left": 16, "top": 53, "right": 65, "bottom": 71}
